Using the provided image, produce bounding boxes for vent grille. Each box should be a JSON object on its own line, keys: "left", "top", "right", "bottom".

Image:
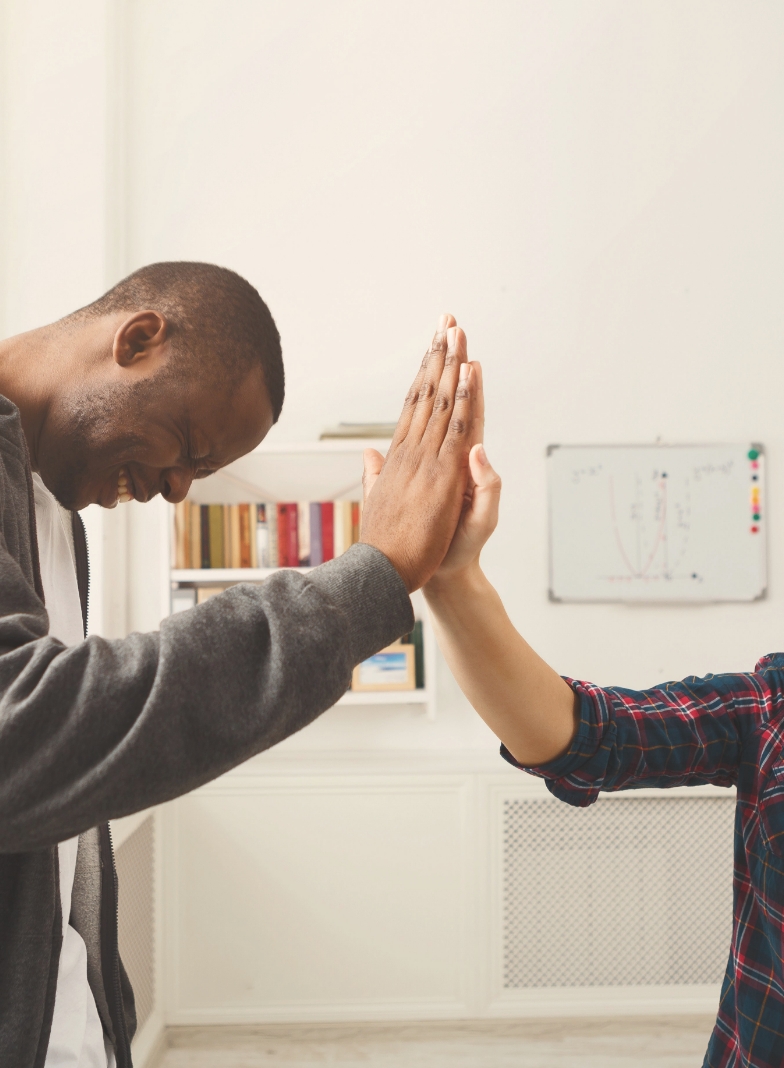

{"left": 503, "top": 796, "right": 734, "bottom": 988}
{"left": 115, "top": 816, "right": 155, "bottom": 1031}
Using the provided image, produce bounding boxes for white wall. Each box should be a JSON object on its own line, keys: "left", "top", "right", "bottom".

{"left": 4, "top": 0, "right": 784, "bottom": 696}
{"left": 3, "top": 0, "right": 784, "bottom": 1030}
{"left": 122, "top": 0, "right": 784, "bottom": 710}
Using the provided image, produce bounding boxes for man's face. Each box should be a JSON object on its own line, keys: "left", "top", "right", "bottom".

{"left": 37, "top": 363, "right": 274, "bottom": 511}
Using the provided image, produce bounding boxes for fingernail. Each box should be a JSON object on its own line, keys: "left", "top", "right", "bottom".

{"left": 459, "top": 362, "right": 470, "bottom": 381}
{"left": 477, "top": 443, "right": 488, "bottom": 465}
{"left": 447, "top": 326, "right": 457, "bottom": 349}
{"left": 437, "top": 314, "right": 448, "bottom": 331}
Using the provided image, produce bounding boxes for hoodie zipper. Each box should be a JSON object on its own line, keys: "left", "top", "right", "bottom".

{"left": 103, "top": 822, "right": 131, "bottom": 1067}
{"left": 72, "top": 512, "right": 131, "bottom": 1066}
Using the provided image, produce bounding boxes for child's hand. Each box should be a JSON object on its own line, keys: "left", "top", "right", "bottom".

{"left": 427, "top": 359, "right": 501, "bottom": 580}
{"left": 431, "top": 434, "right": 501, "bottom": 578}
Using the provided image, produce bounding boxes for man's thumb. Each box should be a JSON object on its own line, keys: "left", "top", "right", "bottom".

{"left": 362, "top": 448, "right": 385, "bottom": 502}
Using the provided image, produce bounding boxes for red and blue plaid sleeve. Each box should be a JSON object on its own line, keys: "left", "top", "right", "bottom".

{"left": 501, "top": 654, "right": 784, "bottom": 807}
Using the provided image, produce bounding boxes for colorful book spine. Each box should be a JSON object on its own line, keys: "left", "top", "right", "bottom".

{"left": 287, "top": 503, "right": 299, "bottom": 567}
{"left": 239, "top": 504, "right": 252, "bottom": 568}
{"left": 256, "top": 504, "right": 269, "bottom": 567}
{"left": 309, "top": 502, "right": 323, "bottom": 566}
{"left": 351, "top": 501, "right": 360, "bottom": 545}
{"left": 277, "top": 504, "right": 289, "bottom": 566}
{"left": 222, "top": 506, "right": 231, "bottom": 568}
{"left": 298, "top": 502, "right": 311, "bottom": 566}
{"left": 342, "top": 500, "right": 353, "bottom": 555}
{"left": 200, "top": 506, "right": 210, "bottom": 568}
{"left": 268, "top": 504, "right": 279, "bottom": 567}
{"left": 228, "top": 505, "right": 239, "bottom": 567}
{"left": 321, "top": 502, "right": 334, "bottom": 562}
{"left": 333, "top": 501, "right": 345, "bottom": 557}
{"left": 189, "top": 502, "right": 201, "bottom": 569}
{"left": 208, "top": 505, "right": 223, "bottom": 569}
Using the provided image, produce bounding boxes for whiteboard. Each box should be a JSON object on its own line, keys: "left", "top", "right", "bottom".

{"left": 548, "top": 444, "right": 766, "bottom": 603}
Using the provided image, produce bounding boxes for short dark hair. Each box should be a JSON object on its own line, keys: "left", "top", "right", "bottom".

{"left": 73, "top": 261, "right": 284, "bottom": 421}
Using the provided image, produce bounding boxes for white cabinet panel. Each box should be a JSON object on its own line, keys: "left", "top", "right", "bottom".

{"left": 167, "top": 778, "right": 471, "bottom": 1021}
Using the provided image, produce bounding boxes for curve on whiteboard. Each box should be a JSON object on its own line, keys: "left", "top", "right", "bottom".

{"left": 609, "top": 476, "right": 668, "bottom": 580}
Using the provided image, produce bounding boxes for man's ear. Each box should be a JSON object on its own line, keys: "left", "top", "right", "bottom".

{"left": 113, "top": 310, "right": 168, "bottom": 368}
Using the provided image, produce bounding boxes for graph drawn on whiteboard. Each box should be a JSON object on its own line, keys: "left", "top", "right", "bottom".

{"left": 548, "top": 444, "right": 766, "bottom": 602}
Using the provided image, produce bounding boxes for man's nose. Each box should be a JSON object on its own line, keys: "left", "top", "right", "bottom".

{"left": 161, "top": 468, "right": 194, "bottom": 504}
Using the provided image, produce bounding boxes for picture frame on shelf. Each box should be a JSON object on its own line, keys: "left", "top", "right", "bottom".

{"left": 351, "top": 642, "right": 416, "bottom": 692}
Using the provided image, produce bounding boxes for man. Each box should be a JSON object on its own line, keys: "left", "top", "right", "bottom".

{"left": 0, "top": 262, "right": 476, "bottom": 1068}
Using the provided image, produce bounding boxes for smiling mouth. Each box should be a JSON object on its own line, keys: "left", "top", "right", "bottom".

{"left": 117, "top": 468, "right": 134, "bottom": 503}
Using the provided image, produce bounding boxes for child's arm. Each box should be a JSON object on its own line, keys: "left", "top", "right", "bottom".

{"left": 365, "top": 355, "right": 576, "bottom": 764}
{"left": 365, "top": 353, "right": 770, "bottom": 795}
{"left": 424, "top": 519, "right": 579, "bottom": 766}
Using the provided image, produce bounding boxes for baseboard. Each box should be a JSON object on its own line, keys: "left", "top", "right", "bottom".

{"left": 131, "top": 1008, "right": 166, "bottom": 1068}
{"left": 166, "top": 998, "right": 470, "bottom": 1026}
{"left": 486, "top": 984, "right": 722, "bottom": 1018}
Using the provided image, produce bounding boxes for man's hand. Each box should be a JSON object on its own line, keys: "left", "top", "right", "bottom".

{"left": 360, "top": 316, "right": 475, "bottom": 593}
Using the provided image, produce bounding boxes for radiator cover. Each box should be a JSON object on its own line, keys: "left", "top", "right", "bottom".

{"left": 502, "top": 796, "right": 735, "bottom": 989}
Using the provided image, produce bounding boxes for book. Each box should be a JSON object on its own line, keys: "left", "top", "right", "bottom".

{"left": 321, "top": 502, "right": 334, "bottom": 561}
{"left": 197, "top": 585, "right": 226, "bottom": 604}
{"left": 189, "top": 502, "right": 201, "bottom": 569}
{"left": 222, "top": 505, "right": 231, "bottom": 568}
{"left": 249, "top": 506, "right": 258, "bottom": 568}
{"left": 309, "top": 502, "right": 323, "bottom": 566}
{"left": 256, "top": 504, "right": 269, "bottom": 567}
{"left": 267, "top": 503, "right": 279, "bottom": 567}
{"left": 208, "top": 505, "right": 223, "bottom": 569}
{"left": 277, "top": 504, "right": 289, "bottom": 566}
{"left": 333, "top": 501, "right": 345, "bottom": 557}
{"left": 342, "top": 500, "right": 353, "bottom": 554}
{"left": 402, "top": 620, "right": 425, "bottom": 689}
{"left": 200, "top": 506, "right": 210, "bottom": 568}
{"left": 297, "top": 502, "right": 311, "bottom": 566}
{"left": 174, "top": 502, "right": 188, "bottom": 568}
{"left": 286, "top": 503, "right": 299, "bottom": 568}
{"left": 351, "top": 500, "right": 360, "bottom": 545}
{"left": 239, "top": 503, "right": 252, "bottom": 568}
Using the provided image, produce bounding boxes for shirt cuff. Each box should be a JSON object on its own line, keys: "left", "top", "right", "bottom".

{"left": 500, "top": 678, "right": 605, "bottom": 780}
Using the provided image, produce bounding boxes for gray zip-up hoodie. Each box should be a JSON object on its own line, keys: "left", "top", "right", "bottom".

{"left": 0, "top": 395, "right": 414, "bottom": 1067}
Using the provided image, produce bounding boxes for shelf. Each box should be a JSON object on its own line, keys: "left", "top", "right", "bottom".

{"left": 336, "top": 690, "right": 431, "bottom": 706}
{"left": 186, "top": 439, "right": 391, "bottom": 505}
{"left": 172, "top": 567, "right": 311, "bottom": 584}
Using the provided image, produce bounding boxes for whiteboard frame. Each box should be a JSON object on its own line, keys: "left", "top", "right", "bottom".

{"left": 547, "top": 442, "right": 767, "bottom": 605}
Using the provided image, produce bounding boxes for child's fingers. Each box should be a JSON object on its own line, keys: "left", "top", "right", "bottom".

{"left": 466, "top": 442, "right": 502, "bottom": 535}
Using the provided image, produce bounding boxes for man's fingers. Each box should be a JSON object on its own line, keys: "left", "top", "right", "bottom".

{"left": 393, "top": 315, "right": 457, "bottom": 449}
{"left": 362, "top": 448, "right": 384, "bottom": 503}
{"left": 421, "top": 326, "right": 468, "bottom": 448}
{"left": 440, "top": 360, "right": 475, "bottom": 459}
{"left": 471, "top": 361, "right": 485, "bottom": 448}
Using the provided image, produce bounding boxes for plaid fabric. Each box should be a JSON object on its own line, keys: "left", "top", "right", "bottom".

{"left": 501, "top": 652, "right": 784, "bottom": 1068}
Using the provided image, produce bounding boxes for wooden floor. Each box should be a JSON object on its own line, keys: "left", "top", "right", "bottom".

{"left": 155, "top": 1017, "right": 715, "bottom": 1067}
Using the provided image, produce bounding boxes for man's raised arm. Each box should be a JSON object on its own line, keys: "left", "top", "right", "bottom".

{"left": 0, "top": 318, "right": 474, "bottom": 852}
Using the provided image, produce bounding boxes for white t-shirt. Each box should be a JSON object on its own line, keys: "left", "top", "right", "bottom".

{"left": 33, "top": 475, "right": 114, "bottom": 1068}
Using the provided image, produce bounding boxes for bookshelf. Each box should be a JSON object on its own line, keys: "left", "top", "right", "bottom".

{"left": 166, "top": 439, "right": 437, "bottom": 719}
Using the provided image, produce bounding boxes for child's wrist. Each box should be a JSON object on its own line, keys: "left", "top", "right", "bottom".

{"left": 425, "top": 560, "right": 485, "bottom": 599}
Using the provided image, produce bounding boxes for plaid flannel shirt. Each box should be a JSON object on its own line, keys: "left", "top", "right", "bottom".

{"left": 501, "top": 652, "right": 784, "bottom": 1068}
